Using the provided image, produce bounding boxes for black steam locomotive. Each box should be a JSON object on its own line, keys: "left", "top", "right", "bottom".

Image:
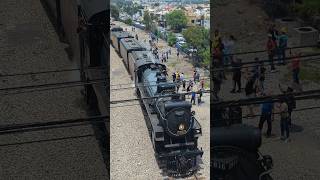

{"left": 212, "top": 98, "right": 273, "bottom": 180}
{"left": 111, "top": 29, "right": 203, "bottom": 177}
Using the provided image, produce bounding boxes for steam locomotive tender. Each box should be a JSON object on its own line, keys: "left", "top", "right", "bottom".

{"left": 110, "top": 31, "right": 133, "bottom": 53}
{"left": 111, "top": 33, "right": 203, "bottom": 176}
{"left": 211, "top": 100, "right": 273, "bottom": 180}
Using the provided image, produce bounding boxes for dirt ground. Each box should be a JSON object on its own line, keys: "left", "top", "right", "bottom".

{"left": 213, "top": 0, "right": 320, "bottom": 179}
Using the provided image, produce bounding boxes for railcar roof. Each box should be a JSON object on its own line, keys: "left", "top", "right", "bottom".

{"left": 120, "top": 38, "right": 145, "bottom": 51}
{"left": 133, "top": 51, "right": 166, "bottom": 70}
{"left": 131, "top": 51, "right": 158, "bottom": 63}
{"left": 111, "top": 31, "right": 133, "bottom": 38}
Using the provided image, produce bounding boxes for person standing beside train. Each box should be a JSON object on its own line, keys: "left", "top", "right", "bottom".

{"left": 259, "top": 93, "right": 274, "bottom": 138}
{"left": 230, "top": 58, "right": 242, "bottom": 93}
{"left": 191, "top": 89, "right": 196, "bottom": 105}
{"left": 266, "top": 34, "right": 276, "bottom": 72}
{"left": 291, "top": 52, "right": 301, "bottom": 85}
{"left": 172, "top": 72, "right": 176, "bottom": 82}
{"left": 177, "top": 50, "right": 180, "bottom": 60}
{"left": 279, "top": 84, "right": 296, "bottom": 127}
{"left": 277, "top": 98, "right": 290, "bottom": 142}
{"left": 165, "top": 51, "right": 168, "bottom": 61}
{"left": 200, "top": 78, "right": 205, "bottom": 89}
{"left": 222, "top": 35, "right": 236, "bottom": 66}
{"left": 180, "top": 72, "right": 184, "bottom": 82}
{"left": 278, "top": 28, "right": 288, "bottom": 65}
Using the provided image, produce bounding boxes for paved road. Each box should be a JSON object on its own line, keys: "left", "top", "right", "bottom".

{"left": 0, "top": 0, "right": 108, "bottom": 179}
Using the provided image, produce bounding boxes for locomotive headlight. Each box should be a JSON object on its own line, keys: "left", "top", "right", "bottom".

{"left": 178, "top": 124, "right": 185, "bottom": 131}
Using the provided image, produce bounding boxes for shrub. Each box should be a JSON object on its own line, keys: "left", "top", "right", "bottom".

{"left": 167, "top": 32, "right": 177, "bottom": 46}
{"left": 124, "top": 18, "right": 133, "bottom": 26}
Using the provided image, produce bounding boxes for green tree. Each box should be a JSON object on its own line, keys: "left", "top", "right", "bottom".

{"left": 167, "top": 32, "right": 177, "bottom": 46}
{"left": 293, "top": 0, "right": 320, "bottom": 18}
{"left": 123, "top": 4, "right": 141, "bottom": 16}
{"left": 182, "top": 26, "right": 209, "bottom": 50}
{"left": 150, "top": 13, "right": 158, "bottom": 21}
{"left": 182, "top": 26, "right": 210, "bottom": 67}
{"left": 199, "top": 48, "right": 210, "bottom": 67}
{"left": 124, "top": 18, "right": 133, "bottom": 26}
{"left": 143, "top": 10, "right": 152, "bottom": 31}
{"left": 110, "top": 4, "right": 120, "bottom": 20}
{"left": 165, "top": 10, "right": 188, "bottom": 32}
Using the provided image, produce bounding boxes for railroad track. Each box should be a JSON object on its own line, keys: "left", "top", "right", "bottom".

{"left": 190, "top": 174, "right": 206, "bottom": 180}
{"left": 164, "top": 173, "right": 206, "bottom": 180}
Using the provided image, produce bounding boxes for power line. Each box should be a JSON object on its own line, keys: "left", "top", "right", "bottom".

{"left": 0, "top": 79, "right": 104, "bottom": 92}
{"left": 110, "top": 76, "right": 210, "bottom": 88}
{"left": 213, "top": 89, "right": 320, "bottom": 107}
{"left": 110, "top": 90, "right": 211, "bottom": 105}
{"left": 110, "top": 77, "right": 211, "bottom": 91}
{"left": 212, "top": 44, "right": 319, "bottom": 57}
{"left": 241, "top": 105, "right": 320, "bottom": 119}
{"left": 0, "top": 79, "right": 107, "bottom": 96}
{"left": 0, "top": 76, "right": 209, "bottom": 95}
{"left": 212, "top": 56, "right": 320, "bottom": 73}
{"left": 110, "top": 103, "right": 141, "bottom": 108}
{"left": 0, "top": 134, "right": 95, "bottom": 147}
{"left": 212, "top": 53, "right": 320, "bottom": 72}
{"left": 0, "top": 66, "right": 107, "bottom": 78}
{"left": 109, "top": 94, "right": 211, "bottom": 108}
{"left": 0, "top": 115, "right": 108, "bottom": 135}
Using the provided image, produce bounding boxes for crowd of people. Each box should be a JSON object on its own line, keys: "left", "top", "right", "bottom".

{"left": 127, "top": 24, "right": 208, "bottom": 106}
{"left": 213, "top": 24, "right": 303, "bottom": 142}
{"left": 171, "top": 70, "right": 206, "bottom": 105}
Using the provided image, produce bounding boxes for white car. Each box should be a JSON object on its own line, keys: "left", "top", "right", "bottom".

{"left": 176, "top": 37, "right": 186, "bottom": 43}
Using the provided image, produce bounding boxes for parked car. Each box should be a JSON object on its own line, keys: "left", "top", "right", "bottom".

{"left": 176, "top": 36, "right": 186, "bottom": 43}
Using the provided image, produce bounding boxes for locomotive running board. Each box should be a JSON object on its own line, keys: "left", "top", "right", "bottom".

{"left": 137, "top": 85, "right": 165, "bottom": 142}
{"left": 156, "top": 149, "right": 203, "bottom": 159}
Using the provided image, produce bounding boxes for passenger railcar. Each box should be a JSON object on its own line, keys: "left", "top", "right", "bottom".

{"left": 127, "top": 51, "right": 155, "bottom": 80}
{"left": 119, "top": 38, "right": 146, "bottom": 69}
{"left": 110, "top": 26, "right": 123, "bottom": 32}
{"left": 110, "top": 31, "right": 133, "bottom": 53}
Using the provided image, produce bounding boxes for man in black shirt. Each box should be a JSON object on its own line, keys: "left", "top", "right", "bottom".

{"left": 230, "top": 58, "right": 242, "bottom": 93}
